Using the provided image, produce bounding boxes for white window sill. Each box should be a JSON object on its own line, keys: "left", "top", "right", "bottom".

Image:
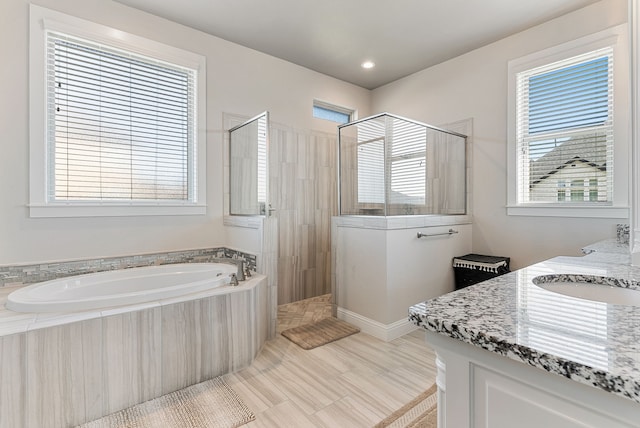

{"left": 29, "top": 203, "right": 207, "bottom": 218}
{"left": 506, "top": 204, "right": 629, "bottom": 219}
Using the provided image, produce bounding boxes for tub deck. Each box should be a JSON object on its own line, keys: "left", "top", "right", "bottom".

{"left": 0, "top": 274, "right": 260, "bottom": 337}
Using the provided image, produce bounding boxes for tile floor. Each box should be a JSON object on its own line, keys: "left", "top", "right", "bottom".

{"left": 224, "top": 294, "right": 437, "bottom": 427}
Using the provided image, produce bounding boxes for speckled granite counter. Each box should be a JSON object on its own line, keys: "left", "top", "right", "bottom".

{"left": 409, "top": 252, "right": 640, "bottom": 405}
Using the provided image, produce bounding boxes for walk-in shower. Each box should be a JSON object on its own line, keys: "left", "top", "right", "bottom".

{"left": 338, "top": 113, "right": 467, "bottom": 216}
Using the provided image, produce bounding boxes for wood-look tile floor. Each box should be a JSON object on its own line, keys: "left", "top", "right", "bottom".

{"left": 224, "top": 294, "right": 437, "bottom": 427}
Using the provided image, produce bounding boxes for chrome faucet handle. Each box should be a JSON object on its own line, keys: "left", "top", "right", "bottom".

{"left": 244, "top": 265, "right": 252, "bottom": 278}
{"left": 229, "top": 273, "right": 239, "bottom": 286}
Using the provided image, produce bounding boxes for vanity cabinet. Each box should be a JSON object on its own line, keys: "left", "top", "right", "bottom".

{"left": 428, "top": 331, "right": 640, "bottom": 428}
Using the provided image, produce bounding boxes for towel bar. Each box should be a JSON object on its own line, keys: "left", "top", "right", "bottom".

{"left": 417, "top": 228, "right": 458, "bottom": 238}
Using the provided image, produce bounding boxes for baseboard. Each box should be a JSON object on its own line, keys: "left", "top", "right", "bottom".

{"left": 336, "top": 307, "right": 417, "bottom": 342}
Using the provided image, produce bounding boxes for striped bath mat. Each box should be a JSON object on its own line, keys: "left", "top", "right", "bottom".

{"left": 374, "top": 383, "right": 438, "bottom": 428}
{"left": 78, "top": 376, "right": 255, "bottom": 428}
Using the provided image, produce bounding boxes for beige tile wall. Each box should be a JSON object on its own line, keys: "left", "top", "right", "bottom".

{"left": 270, "top": 126, "right": 337, "bottom": 305}
{"left": 0, "top": 333, "right": 25, "bottom": 428}
{"left": 224, "top": 112, "right": 337, "bottom": 306}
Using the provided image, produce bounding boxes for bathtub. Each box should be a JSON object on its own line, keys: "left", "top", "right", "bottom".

{"left": 0, "top": 261, "right": 268, "bottom": 427}
{"left": 6, "top": 262, "right": 238, "bottom": 313}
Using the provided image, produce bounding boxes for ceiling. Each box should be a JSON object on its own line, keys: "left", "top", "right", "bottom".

{"left": 115, "top": 0, "right": 601, "bottom": 89}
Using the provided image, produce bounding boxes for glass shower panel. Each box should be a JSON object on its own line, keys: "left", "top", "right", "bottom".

{"left": 338, "top": 113, "right": 466, "bottom": 216}
{"left": 229, "top": 112, "right": 268, "bottom": 215}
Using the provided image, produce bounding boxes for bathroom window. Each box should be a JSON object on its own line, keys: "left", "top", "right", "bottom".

{"left": 518, "top": 49, "right": 612, "bottom": 204}
{"left": 313, "top": 100, "right": 353, "bottom": 124}
{"left": 507, "top": 25, "right": 629, "bottom": 218}
{"left": 29, "top": 6, "right": 207, "bottom": 217}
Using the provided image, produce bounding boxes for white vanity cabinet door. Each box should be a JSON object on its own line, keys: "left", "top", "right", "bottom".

{"left": 472, "top": 365, "right": 632, "bottom": 428}
{"left": 426, "top": 331, "right": 640, "bottom": 428}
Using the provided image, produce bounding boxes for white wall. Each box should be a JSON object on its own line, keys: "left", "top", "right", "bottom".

{"left": 334, "top": 222, "right": 472, "bottom": 325}
{"left": 0, "top": 0, "right": 370, "bottom": 265}
{"left": 371, "top": 0, "right": 628, "bottom": 269}
{"left": 386, "top": 224, "right": 472, "bottom": 323}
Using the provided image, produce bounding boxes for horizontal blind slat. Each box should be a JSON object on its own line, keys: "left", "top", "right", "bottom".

{"left": 48, "top": 32, "right": 196, "bottom": 202}
{"left": 516, "top": 48, "right": 613, "bottom": 204}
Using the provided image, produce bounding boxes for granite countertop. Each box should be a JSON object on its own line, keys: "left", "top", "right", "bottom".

{"left": 409, "top": 246, "right": 640, "bottom": 405}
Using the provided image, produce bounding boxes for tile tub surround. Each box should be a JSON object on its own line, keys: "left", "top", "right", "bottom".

{"left": 0, "top": 274, "right": 268, "bottom": 428}
{"left": 0, "top": 247, "right": 257, "bottom": 288}
{"left": 409, "top": 255, "right": 640, "bottom": 405}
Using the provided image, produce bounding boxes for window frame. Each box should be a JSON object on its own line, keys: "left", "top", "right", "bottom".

{"left": 312, "top": 99, "right": 355, "bottom": 125}
{"left": 506, "top": 25, "right": 629, "bottom": 219}
{"left": 29, "top": 5, "right": 207, "bottom": 217}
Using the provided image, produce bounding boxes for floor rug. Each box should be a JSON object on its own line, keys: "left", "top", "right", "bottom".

{"left": 374, "top": 383, "right": 438, "bottom": 428}
{"left": 280, "top": 317, "right": 360, "bottom": 350}
{"left": 78, "top": 376, "right": 255, "bottom": 428}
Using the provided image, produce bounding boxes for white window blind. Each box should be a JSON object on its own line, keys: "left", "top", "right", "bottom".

{"left": 257, "top": 115, "right": 267, "bottom": 206}
{"left": 357, "top": 117, "right": 386, "bottom": 204}
{"left": 387, "top": 118, "right": 426, "bottom": 205}
{"left": 47, "top": 32, "right": 196, "bottom": 202}
{"left": 516, "top": 48, "right": 613, "bottom": 204}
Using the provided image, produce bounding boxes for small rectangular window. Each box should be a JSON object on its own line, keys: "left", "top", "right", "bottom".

{"left": 571, "top": 180, "right": 585, "bottom": 201}
{"left": 557, "top": 180, "right": 566, "bottom": 202}
{"left": 589, "top": 178, "right": 599, "bottom": 201}
{"left": 313, "top": 100, "right": 353, "bottom": 124}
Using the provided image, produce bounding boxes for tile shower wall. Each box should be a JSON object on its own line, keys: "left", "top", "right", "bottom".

{"left": 270, "top": 124, "right": 337, "bottom": 304}
{"left": 0, "top": 247, "right": 256, "bottom": 287}
{"left": 223, "top": 113, "right": 336, "bottom": 306}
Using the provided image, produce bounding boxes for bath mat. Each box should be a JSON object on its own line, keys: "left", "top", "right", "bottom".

{"left": 78, "top": 376, "right": 255, "bottom": 428}
{"left": 374, "top": 383, "right": 437, "bottom": 428}
{"left": 280, "top": 317, "right": 360, "bottom": 350}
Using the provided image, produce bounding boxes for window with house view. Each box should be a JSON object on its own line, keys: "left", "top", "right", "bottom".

{"left": 47, "top": 33, "right": 197, "bottom": 203}
{"left": 515, "top": 48, "right": 613, "bottom": 205}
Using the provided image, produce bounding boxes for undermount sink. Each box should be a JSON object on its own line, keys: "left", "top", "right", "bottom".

{"left": 533, "top": 275, "right": 640, "bottom": 307}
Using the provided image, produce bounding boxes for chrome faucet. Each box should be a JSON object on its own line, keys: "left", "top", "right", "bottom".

{"left": 211, "top": 257, "right": 245, "bottom": 281}
{"left": 229, "top": 273, "right": 239, "bottom": 286}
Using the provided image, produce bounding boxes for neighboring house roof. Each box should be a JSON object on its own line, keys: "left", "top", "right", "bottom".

{"left": 529, "top": 136, "right": 607, "bottom": 186}
{"left": 531, "top": 157, "right": 606, "bottom": 185}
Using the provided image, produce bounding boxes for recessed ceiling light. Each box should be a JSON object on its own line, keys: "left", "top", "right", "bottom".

{"left": 361, "top": 61, "right": 375, "bottom": 69}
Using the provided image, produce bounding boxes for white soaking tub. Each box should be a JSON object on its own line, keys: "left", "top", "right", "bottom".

{"left": 0, "top": 260, "right": 268, "bottom": 428}
{"left": 6, "top": 262, "right": 238, "bottom": 313}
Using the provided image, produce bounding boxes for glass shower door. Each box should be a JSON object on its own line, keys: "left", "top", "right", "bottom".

{"left": 229, "top": 112, "right": 269, "bottom": 216}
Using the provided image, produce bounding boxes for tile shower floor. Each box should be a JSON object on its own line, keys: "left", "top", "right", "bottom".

{"left": 224, "top": 294, "right": 437, "bottom": 427}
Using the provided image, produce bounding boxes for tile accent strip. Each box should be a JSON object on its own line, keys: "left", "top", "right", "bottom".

{"left": 0, "top": 247, "right": 257, "bottom": 287}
